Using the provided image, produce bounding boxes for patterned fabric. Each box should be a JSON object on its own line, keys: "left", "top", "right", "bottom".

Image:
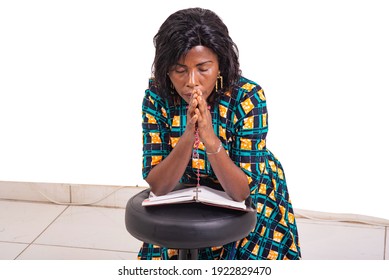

{"left": 138, "top": 76, "right": 301, "bottom": 260}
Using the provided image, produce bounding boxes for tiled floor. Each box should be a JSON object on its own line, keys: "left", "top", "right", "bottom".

{"left": 0, "top": 199, "right": 142, "bottom": 260}
{"left": 1, "top": 196, "right": 388, "bottom": 260}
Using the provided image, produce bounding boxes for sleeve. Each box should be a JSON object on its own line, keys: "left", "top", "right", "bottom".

{"left": 141, "top": 87, "right": 171, "bottom": 180}
{"left": 230, "top": 82, "right": 268, "bottom": 192}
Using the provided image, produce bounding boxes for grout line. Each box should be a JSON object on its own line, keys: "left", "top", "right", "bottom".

{"left": 0, "top": 240, "right": 30, "bottom": 246}
{"left": 0, "top": 198, "right": 63, "bottom": 206}
{"left": 14, "top": 205, "right": 70, "bottom": 260}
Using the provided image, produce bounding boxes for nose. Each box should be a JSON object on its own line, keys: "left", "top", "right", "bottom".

{"left": 187, "top": 69, "right": 199, "bottom": 89}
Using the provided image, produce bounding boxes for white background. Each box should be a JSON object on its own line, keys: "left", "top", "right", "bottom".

{"left": 1, "top": 0, "right": 388, "bottom": 219}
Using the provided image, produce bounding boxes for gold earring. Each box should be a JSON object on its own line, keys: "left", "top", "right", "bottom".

{"left": 215, "top": 72, "right": 223, "bottom": 91}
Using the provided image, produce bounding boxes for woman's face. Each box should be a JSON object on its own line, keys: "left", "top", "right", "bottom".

{"left": 168, "top": 46, "right": 219, "bottom": 104}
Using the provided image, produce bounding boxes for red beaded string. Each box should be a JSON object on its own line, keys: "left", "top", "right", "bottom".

{"left": 192, "top": 124, "right": 201, "bottom": 187}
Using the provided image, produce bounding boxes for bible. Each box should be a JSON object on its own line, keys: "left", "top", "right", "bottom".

{"left": 142, "top": 185, "right": 251, "bottom": 211}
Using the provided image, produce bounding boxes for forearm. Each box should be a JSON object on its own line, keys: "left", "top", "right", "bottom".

{"left": 145, "top": 131, "right": 194, "bottom": 196}
{"left": 206, "top": 140, "right": 250, "bottom": 201}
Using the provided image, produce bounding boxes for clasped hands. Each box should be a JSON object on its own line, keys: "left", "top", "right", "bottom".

{"left": 186, "top": 89, "right": 220, "bottom": 153}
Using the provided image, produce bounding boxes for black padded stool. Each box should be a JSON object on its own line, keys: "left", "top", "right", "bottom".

{"left": 125, "top": 188, "right": 257, "bottom": 259}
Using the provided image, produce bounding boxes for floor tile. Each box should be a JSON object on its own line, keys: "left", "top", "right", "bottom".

{"left": 0, "top": 200, "right": 67, "bottom": 243}
{"left": 17, "top": 244, "right": 138, "bottom": 260}
{"left": 34, "top": 205, "right": 142, "bottom": 252}
{"left": 0, "top": 242, "right": 29, "bottom": 260}
{"left": 297, "top": 219, "right": 386, "bottom": 259}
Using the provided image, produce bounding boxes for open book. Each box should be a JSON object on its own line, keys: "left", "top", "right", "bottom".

{"left": 142, "top": 185, "right": 251, "bottom": 212}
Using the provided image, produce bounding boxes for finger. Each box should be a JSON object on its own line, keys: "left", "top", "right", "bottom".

{"left": 187, "top": 97, "right": 198, "bottom": 113}
{"left": 188, "top": 91, "right": 197, "bottom": 104}
{"left": 191, "top": 93, "right": 199, "bottom": 107}
{"left": 190, "top": 114, "right": 198, "bottom": 125}
{"left": 194, "top": 108, "right": 203, "bottom": 124}
{"left": 200, "top": 102, "right": 208, "bottom": 115}
{"left": 191, "top": 99, "right": 198, "bottom": 114}
{"left": 197, "top": 93, "right": 209, "bottom": 113}
{"left": 193, "top": 90, "right": 203, "bottom": 105}
{"left": 193, "top": 89, "right": 201, "bottom": 96}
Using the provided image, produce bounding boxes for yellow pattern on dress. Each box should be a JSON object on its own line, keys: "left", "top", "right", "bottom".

{"left": 161, "top": 107, "right": 167, "bottom": 118}
{"left": 170, "top": 137, "right": 179, "bottom": 148}
{"left": 241, "top": 83, "right": 256, "bottom": 92}
{"left": 257, "top": 202, "right": 263, "bottom": 213}
{"left": 263, "top": 205, "right": 273, "bottom": 218}
{"left": 219, "top": 125, "right": 226, "bottom": 140}
{"left": 241, "top": 98, "right": 254, "bottom": 114}
{"left": 269, "top": 161, "right": 277, "bottom": 172}
{"left": 146, "top": 113, "right": 157, "bottom": 124}
{"left": 258, "top": 89, "right": 266, "bottom": 101}
{"left": 259, "top": 183, "right": 267, "bottom": 195}
{"left": 288, "top": 212, "right": 295, "bottom": 224}
{"left": 269, "top": 190, "right": 276, "bottom": 201}
{"left": 258, "top": 139, "right": 266, "bottom": 150}
{"left": 259, "top": 162, "right": 268, "bottom": 174}
{"left": 151, "top": 155, "right": 162, "bottom": 166}
{"left": 243, "top": 116, "right": 254, "bottom": 129}
{"left": 240, "top": 138, "right": 252, "bottom": 150}
{"left": 268, "top": 250, "right": 278, "bottom": 259}
{"left": 192, "top": 158, "right": 205, "bottom": 170}
{"left": 262, "top": 113, "right": 267, "bottom": 127}
{"left": 172, "top": 115, "right": 180, "bottom": 127}
{"left": 233, "top": 114, "right": 238, "bottom": 124}
{"left": 219, "top": 104, "right": 228, "bottom": 118}
{"left": 252, "top": 244, "right": 259, "bottom": 255}
{"left": 240, "top": 162, "right": 251, "bottom": 172}
{"left": 273, "top": 231, "right": 284, "bottom": 243}
{"left": 150, "top": 132, "right": 161, "bottom": 143}
{"left": 271, "top": 179, "right": 277, "bottom": 192}
{"left": 247, "top": 176, "right": 253, "bottom": 185}
{"left": 277, "top": 168, "right": 284, "bottom": 180}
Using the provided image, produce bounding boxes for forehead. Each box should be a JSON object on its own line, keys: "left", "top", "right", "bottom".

{"left": 177, "top": 46, "right": 218, "bottom": 65}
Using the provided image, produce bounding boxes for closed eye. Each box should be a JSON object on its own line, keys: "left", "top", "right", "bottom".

{"left": 173, "top": 65, "right": 187, "bottom": 74}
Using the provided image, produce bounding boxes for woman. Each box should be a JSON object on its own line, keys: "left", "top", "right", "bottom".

{"left": 139, "top": 7, "right": 301, "bottom": 260}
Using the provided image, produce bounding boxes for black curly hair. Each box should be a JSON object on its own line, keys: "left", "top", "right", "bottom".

{"left": 152, "top": 7, "right": 241, "bottom": 98}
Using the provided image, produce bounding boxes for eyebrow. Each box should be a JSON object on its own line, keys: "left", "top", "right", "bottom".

{"left": 176, "top": 61, "right": 213, "bottom": 67}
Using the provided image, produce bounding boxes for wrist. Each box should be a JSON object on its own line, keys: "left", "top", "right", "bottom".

{"left": 206, "top": 140, "right": 223, "bottom": 155}
{"left": 182, "top": 128, "right": 196, "bottom": 143}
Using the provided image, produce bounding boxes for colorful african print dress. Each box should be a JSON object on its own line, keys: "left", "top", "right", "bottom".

{"left": 138, "top": 76, "right": 301, "bottom": 260}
